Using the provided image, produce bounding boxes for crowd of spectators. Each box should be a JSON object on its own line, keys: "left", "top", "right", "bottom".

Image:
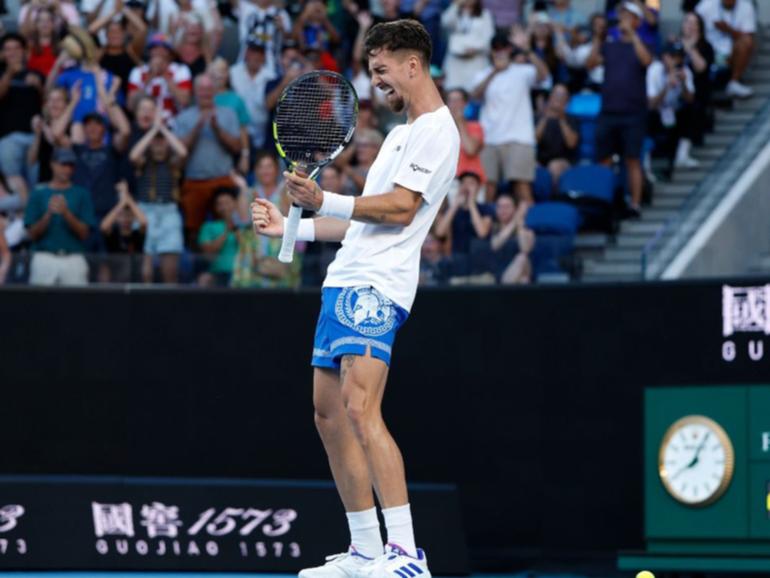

{"left": 0, "top": 0, "right": 760, "bottom": 287}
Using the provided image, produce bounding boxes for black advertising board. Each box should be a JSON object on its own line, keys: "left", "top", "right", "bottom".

{"left": 0, "top": 476, "right": 469, "bottom": 573}
{"left": 1, "top": 279, "right": 769, "bottom": 566}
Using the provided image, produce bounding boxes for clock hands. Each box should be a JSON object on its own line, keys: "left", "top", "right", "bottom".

{"left": 668, "top": 431, "right": 710, "bottom": 481}
{"left": 688, "top": 431, "right": 710, "bottom": 468}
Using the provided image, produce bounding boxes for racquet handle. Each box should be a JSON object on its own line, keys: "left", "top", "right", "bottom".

{"left": 278, "top": 204, "right": 303, "bottom": 263}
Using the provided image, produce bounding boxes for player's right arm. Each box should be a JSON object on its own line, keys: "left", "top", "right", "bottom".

{"left": 251, "top": 198, "right": 349, "bottom": 242}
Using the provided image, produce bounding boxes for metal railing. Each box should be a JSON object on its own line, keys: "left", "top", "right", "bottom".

{"left": 641, "top": 97, "right": 770, "bottom": 279}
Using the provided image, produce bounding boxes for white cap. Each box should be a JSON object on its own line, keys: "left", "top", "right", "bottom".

{"left": 621, "top": 1, "right": 644, "bottom": 18}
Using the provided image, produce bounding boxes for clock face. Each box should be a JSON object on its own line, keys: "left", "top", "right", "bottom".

{"left": 658, "top": 415, "right": 735, "bottom": 507}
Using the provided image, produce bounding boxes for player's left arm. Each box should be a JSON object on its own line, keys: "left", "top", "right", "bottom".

{"left": 283, "top": 119, "right": 454, "bottom": 227}
{"left": 351, "top": 186, "right": 422, "bottom": 226}
{"left": 283, "top": 173, "right": 422, "bottom": 227}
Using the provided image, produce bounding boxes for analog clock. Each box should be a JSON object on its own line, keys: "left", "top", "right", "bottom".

{"left": 658, "top": 415, "right": 735, "bottom": 507}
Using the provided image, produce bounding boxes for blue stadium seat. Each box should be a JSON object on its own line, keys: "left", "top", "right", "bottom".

{"left": 557, "top": 164, "right": 615, "bottom": 204}
{"left": 566, "top": 93, "right": 602, "bottom": 162}
{"left": 525, "top": 202, "right": 583, "bottom": 235}
{"left": 555, "top": 164, "right": 615, "bottom": 232}
{"left": 531, "top": 234, "right": 576, "bottom": 279}
{"left": 533, "top": 166, "right": 553, "bottom": 202}
{"left": 566, "top": 92, "right": 601, "bottom": 117}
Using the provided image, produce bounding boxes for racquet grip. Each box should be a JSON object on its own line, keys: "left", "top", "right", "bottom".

{"left": 278, "top": 204, "right": 303, "bottom": 263}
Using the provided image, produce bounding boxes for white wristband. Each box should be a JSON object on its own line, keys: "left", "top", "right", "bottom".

{"left": 297, "top": 218, "right": 315, "bottom": 242}
{"left": 317, "top": 191, "right": 355, "bottom": 220}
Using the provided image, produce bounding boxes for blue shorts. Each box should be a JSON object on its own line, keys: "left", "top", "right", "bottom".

{"left": 139, "top": 202, "right": 184, "bottom": 255}
{"left": 311, "top": 286, "right": 408, "bottom": 369}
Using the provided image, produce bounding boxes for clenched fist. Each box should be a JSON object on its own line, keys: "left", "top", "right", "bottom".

{"left": 251, "top": 198, "right": 284, "bottom": 238}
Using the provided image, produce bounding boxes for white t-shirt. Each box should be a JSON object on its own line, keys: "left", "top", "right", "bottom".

{"left": 471, "top": 63, "right": 537, "bottom": 146}
{"left": 324, "top": 106, "right": 460, "bottom": 312}
{"left": 147, "top": 0, "right": 216, "bottom": 35}
{"left": 237, "top": 2, "right": 291, "bottom": 70}
{"left": 647, "top": 60, "right": 695, "bottom": 127}
{"left": 229, "top": 62, "right": 275, "bottom": 148}
{"left": 696, "top": 0, "right": 756, "bottom": 57}
{"left": 81, "top": 0, "right": 115, "bottom": 19}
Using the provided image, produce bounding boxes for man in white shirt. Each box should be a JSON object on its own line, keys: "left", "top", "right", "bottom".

{"left": 234, "top": 0, "right": 291, "bottom": 73}
{"left": 470, "top": 33, "right": 549, "bottom": 218}
{"left": 251, "top": 19, "right": 459, "bottom": 578}
{"left": 696, "top": 0, "right": 756, "bottom": 98}
{"left": 229, "top": 39, "right": 275, "bottom": 150}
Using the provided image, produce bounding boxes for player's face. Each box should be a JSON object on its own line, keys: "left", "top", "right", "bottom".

{"left": 369, "top": 49, "right": 412, "bottom": 114}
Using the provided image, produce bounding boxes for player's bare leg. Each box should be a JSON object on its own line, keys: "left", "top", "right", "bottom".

{"left": 314, "top": 367, "right": 376, "bottom": 512}
{"left": 298, "top": 369, "right": 383, "bottom": 578}
{"left": 338, "top": 350, "right": 431, "bottom": 578}
{"left": 339, "top": 353, "right": 407, "bottom": 508}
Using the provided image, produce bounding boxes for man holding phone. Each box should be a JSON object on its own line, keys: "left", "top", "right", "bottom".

{"left": 696, "top": 0, "right": 756, "bottom": 98}
{"left": 24, "top": 148, "right": 95, "bottom": 285}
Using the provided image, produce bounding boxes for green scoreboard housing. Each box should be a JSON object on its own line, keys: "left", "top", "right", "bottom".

{"left": 619, "top": 385, "right": 770, "bottom": 573}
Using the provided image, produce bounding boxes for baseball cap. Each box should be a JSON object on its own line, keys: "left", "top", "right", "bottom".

{"left": 662, "top": 41, "right": 685, "bottom": 56}
{"left": 620, "top": 1, "right": 644, "bottom": 18}
{"left": 52, "top": 148, "right": 77, "bottom": 164}
{"left": 246, "top": 37, "right": 266, "bottom": 51}
{"left": 147, "top": 33, "right": 174, "bottom": 52}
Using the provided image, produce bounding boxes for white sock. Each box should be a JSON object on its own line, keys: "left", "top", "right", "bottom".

{"left": 381, "top": 504, "right": 417, "bottom": 557}
{"left": 345, "top": 507, "right": 383, "bottom": 559}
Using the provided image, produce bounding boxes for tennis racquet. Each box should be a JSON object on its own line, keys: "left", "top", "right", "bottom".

{"left": 273, "top": 70, "right": 359, "bottom": 263}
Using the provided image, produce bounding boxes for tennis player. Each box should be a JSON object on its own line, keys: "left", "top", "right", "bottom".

{"left": 251, "top": 19, "right": 459, "bottom": 578}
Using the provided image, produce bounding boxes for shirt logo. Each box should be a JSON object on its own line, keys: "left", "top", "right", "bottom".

{"left": 409, "top": 163, "right": 431, "bottom": 174}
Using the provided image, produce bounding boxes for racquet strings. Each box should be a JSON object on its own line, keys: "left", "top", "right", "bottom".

{"left": 274, "top": 73, "right": 357, "bottom": 169}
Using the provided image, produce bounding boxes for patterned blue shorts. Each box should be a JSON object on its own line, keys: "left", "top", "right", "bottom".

{"left": 311, "top": 286, "right": 409, "bottom": 369}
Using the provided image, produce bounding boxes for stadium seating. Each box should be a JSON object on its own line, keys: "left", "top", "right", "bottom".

{"left": 533, "top": 166, "right": 554, "bottom": 203}
{"left": 566, "top": 92, "right": 602, "bottom": 163}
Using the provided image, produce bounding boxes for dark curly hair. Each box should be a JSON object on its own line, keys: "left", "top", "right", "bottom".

{"left": 363, "top": 19, "right": 432, "bottom": 67}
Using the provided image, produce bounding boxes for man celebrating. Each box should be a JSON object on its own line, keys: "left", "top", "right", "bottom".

{"left": 251, "top": 19, "right": 459, "bottom": 578}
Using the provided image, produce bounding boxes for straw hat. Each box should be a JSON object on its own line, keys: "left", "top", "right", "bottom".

{"left": 61, "top": 27, "right": 98, "bottom": 64}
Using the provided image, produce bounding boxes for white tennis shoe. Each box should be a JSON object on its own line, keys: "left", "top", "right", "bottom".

{"left": 298, "top": 546, "right": 376, "bottom": 578}
{"left": 358, "top": 543, "right": 431, "bottom": 578}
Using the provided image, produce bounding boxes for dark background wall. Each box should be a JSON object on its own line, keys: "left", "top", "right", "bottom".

{"left": 1, "top": 280, "right": 768, "bottom": 568}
